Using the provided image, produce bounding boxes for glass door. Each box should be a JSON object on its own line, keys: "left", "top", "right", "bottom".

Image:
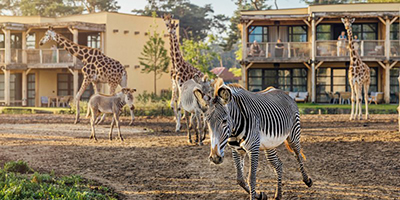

{"left": 27, "top": 74, "right": 35, "bottom": 106}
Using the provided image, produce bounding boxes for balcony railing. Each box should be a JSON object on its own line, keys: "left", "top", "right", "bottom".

{"left": 390, "top": 40, "right": 400, "bottom": 57}
{"left": 316, "top": 40, "right": 385, "bottom": 57}
{"left": 0, "top": 48, "right": 4, "bottom": 63}
{"left": 246, "top": 42, "right": 310, "bottom": 61}
{"left": 26, "top": 49, "right": 73, "bottom": 64}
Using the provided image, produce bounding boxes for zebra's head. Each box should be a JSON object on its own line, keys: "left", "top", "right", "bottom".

{"left": 196, "top": 78, "right": 233, "bottom": 165}
{"left": 121, "top": 88, "right": 137, "bottom": 110}
{"left": 39, "top": 26, "right": 57, "bottom": 46}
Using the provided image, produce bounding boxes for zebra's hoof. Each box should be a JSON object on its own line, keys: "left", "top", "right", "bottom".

{"left": 257, "top": 192, "right": 267, "bottom": 200}
{"left": 74, "top": 120, "right": 80, "bottom": 124}
{"left": 120, "top": 137, "right": 124, "bottom": 142}
{"left": 188, "top": 139, "right": 192, "bottom": 144}
{"left": 304, "top": 178, "right": 313, "bottom": 187}
{"left": 129, "top": 121, "right": 134, "bottom": 126}
{"left": 199, "top": 142, "right": 203, "bottom": 146}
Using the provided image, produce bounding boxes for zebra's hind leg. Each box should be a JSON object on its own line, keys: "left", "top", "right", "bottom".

{"left": 185, "top": 111, "right": 192, "bottom": 144}
{"left": 286, "top": 138, "right": 313, "bottom": 187}
{"left": 265, "top": 149, "right": 283, "bottom": 200}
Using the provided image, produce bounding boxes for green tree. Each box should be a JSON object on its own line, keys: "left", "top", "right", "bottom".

{"left": 181, "top": 35, "right": 219, "bottom": 78}
{"left": 74, "top": 0, "right": 120, "bottom": 13}
{"left": 132, "top": 0, "right": 228, "bottom": 42}
{"left": 229, "top": 67, "right": 242, "bottom": 77}
{"left": 139, "top": 13, "right": 170, "bottom": 94}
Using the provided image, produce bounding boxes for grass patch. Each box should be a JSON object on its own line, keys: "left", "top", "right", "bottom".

{"left": 297, "top": 103, "right": 398, "bottom": 114}
{"left": 0, "top": 161, "right": 118, "bottom": 200}
{"left": 0, "top": 107, "right": 70, "bottom": 114}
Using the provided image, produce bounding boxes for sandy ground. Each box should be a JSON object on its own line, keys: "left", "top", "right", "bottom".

{"left": 0, "top": 114, "right": 399, "bottom": 200}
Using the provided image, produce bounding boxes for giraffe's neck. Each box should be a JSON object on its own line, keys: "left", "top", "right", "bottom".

{"left": 346, "top": 27, "right": 357, "bottom": 59}
{"left": 168, "top": 32, "right": 176, "bottom": 76}
{"left": 55, "top": 33, "right": 101, "bottom": 62}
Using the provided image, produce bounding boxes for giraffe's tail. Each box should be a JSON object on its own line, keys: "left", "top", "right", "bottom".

{"left": 284, "top": 140, "right": 307, "bottom": 161}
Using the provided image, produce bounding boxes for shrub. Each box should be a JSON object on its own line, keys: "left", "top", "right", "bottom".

{"left": 3, "top": 161, "right": 33, "bottom": 174}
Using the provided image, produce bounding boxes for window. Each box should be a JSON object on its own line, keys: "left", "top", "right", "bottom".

{"left": 27, "top": 33, "right": 36, "bottom": 49}
{"left": 0, "top": 74, "right": 4, "bottom": 100}
{"left": 0, "top": 34, "right": 4, "bottom": 48}
{"left": 391, "top": 24, "right": 399, "bottom": 40}
{"left": 87, "top": 33, "right": 101, "bottom": 49}
{"left": 27, "top": 74, "right": 35, "bottom": 106}
{"left": 390, "top": 68, "right": 399, "bottom": 103}
{"left": 248, "top": 68, "right": 307, "bottom": 92}
{"left": 317, "top": 67, "right": 378, "bottom": 102}
{"left": 317, "top": 25, "right": 332, "bottom": 40}
{"left": 288, "top": 26, "right": 307, "bottom": 42}
{"left": 248, "top": 26, "right": 268, "bottom": 43}
{"left": 57, "top": 73, "right": 94, "bottom": 101}
{"left": 352, "top": 24, "right": 377, "bottom": 40}
{"left": 10, "top": 33, "right": 22, "bottom": 49}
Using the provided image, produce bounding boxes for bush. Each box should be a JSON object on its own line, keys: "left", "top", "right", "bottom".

{"left": 3, "top": 161, "right": 32, "bottom": 174}
{"left": 0, "top": 161, "right": 118, "bottom": 200}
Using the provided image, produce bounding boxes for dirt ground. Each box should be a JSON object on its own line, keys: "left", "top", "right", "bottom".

{"left": 0, "top": 114, "right": 399, "bottom": 200}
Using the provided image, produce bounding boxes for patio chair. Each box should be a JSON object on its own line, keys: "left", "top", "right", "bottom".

{"left": 40, "top": 96, "right": 49, "bottom": 107}
{"left": 368, "top": 92, "right": 384, "bottom": 105}
{"left": 295, "top": 92, "right": 308, "bottom": 103}
{"left": 327, "top": 92, "right": 340, "bottom": 104}
{"left": 59, "top": 96, "right": 72, "bottom": 107}
{"left": 339, "top": 92, "right": 351, "bottom": 104}
{"left": 288, "top": 92, "right": 298, "bottom": 100}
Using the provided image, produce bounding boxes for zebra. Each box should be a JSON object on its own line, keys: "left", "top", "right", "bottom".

{"left": 86, "top": 88, "right": 136, "bottom": 141}
{"left": 194, "top": 78, "right": 312, "bottom": 200}
{"left": 180, "top": 74, "right": 211, "bottom": 145}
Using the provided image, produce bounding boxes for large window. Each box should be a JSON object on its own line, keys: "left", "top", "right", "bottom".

{"left": 11, "top": 33, "right": 22, "bottom": 49}
{"left": 57, "top": 74, "right": 94, "bottom": 101}
{"left": 288, "top": 26, "right": 307, "bottom": 42}
{"left": 390, "top": 68, "right": 399, "bottom": 103}
{"left": 352, "top": 24, "right": 377, "bottom": 40}
{"left": 317, "top": 67, "right": 378, "bottom": 102}
{"left": 27, "top": 33, "right": 36, "bottom": 49}
{"left": 27, "top": 74, "right": 35, "bottom": 106}
{"left": 391, "top": 24, "right": 399, "bottom": 40}
{"left": 248, "top": 68, "right": 307, "bottom": 92}
{"left": 0, "top": 74, "right": 4, "bottom": 100}
{"left": 87, "top": 33, "right": 101, "bottom": 49}
{"left": 248, "top": 26, "right": 268, "bottom": 43}
{"left": 317, "top": 25, "right": 332, "bottom": 40}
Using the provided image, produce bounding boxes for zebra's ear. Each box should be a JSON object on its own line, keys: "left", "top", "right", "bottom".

{"left": 217, "top": 86, "right": 232, "bottom": 105}
{"left": 193, "top": 89, "right": 208, "bottom": 111}
{"left": 131, "top": 89, "right": 137, "bottom": 93}
{"left": 121, "top": 88, "right": 129, "bottom": 93}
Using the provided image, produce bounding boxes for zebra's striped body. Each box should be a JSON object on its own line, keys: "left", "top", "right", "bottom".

{"left": 201, "top": 81, "right": 312, "bottom": 200}
{"left": 86, "top": 88, "right": 136, "bottom": 141}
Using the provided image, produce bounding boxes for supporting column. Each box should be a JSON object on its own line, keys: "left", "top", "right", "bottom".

{"left": 241, "top": 21, "right": 248, "bottom": 88}
{"left": 384, "top": 63, "right": 390, "bottom": 103}
{"left": 3, "top": 29, "right": 11, "bottom": 64}
{"left": 22, "top": 31, "right": 27, "bottom": 64}
{"left": 73, "top": 70, "right": 79, "bottom": 97}
{"left": 311, "top": 14, "right": 316, "bottom": 103}
{"left": 100, "top": 32, "right": 105, "bottom": 53}
{"left": 22, "top": 71, "right": 27, "bottom": 106}
{"left": 68, "top": 28, "right": 79, "bottom": 65}
{"left": 3, "top": 69, "right": 10, "bottom": 105}
{"left": 385, "top": 18, "right": 391, "bottom": 60}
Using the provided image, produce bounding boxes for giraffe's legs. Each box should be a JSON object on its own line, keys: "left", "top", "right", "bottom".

{"left": 350, "top": 83, "right": 355, "bottom": 120}
{"left": 75, "top": 79, "right": 91, "bottom": 124}
{"left": 353, "top": 84, "right": 360, "bottom": 120}
{"left": 364, "top": 83, "right": 370, "bottom": 119}
{"left": 357, "top": 85, "right": 363, "bottom": 120}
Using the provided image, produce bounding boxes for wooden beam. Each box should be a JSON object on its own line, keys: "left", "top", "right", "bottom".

{"left": 389, "top": 61, "right": 398, "bottom": 69}
{"left": 390, "top": 16, "right": 399, "bottom": 25}
{"left": 303, "top": 19, "right": 310, "bottom": 27}
{"left": 378, "top": 17, "right": 386, "bottom": 25}
{"left": 67, "top": 68, "right": 74, "bottom": 75}
{"left": 246, "top": 20, "right": 254, "bottom": 28}
{"left": 315, "top": 17, "right": 324, "bottom": 26}
{"left": 26, "top": 68, "right": 32, "bottom": 75}
{"left": 303, "top": 62, "right": 311, "bottom": 70}
{"left": 377, "top": 61, "right": 386, "bottom": 69}
{"left": 315, "top": 61, "right": 324, "bottom": 69}
{"left": 25, "top": 27, "right": 32, "bottom": 36}
{"left": 245, "top": 62, "right": 254, "bottom": 70}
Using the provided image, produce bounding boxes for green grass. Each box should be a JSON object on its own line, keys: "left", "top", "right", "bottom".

{"left": 297, "top": 103, "right": 398, "bottom": 114}
{"left": 0, "top": 161, "right": 118, "bottom": 200}
{"left": 0, "top": 107, "right": 70, "bottom": 114}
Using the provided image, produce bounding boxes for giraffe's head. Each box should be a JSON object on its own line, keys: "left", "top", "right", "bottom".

{"left": 162, "top": 13, "right": 172, "bottom": 28}
{"left": 39, "top": 26, "right": 57, "bottom": 46}
{"left": 341, "top": 17, "right": 355, "bottom": 30}
{"left": 163, "top": 14, "right": 178, "bottom": 34}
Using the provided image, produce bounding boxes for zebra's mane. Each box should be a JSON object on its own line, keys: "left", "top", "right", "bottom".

{"left": 227, "top": 83, "right": 244, "bottom": 89}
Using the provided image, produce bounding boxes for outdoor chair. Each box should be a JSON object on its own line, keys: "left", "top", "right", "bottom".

{"left": 288, "top": 92, "right": 298, "bottom": 100}
{"left": 339, "top": 92, "right": 351, "bottom": 104}
{"left": 40, "top": 96, "right": 49, "bottom": 107}
{"left": 295, "top": 92, "right": 308, "bottom": 103}
{"left": 368, "top": 92, "right": 384, "bottom": 105}
{"left": 59, "top": 96, "right": 72, "bottom": 107}
{"left": 327, "top": 92, "right": 340, "bottom": 104}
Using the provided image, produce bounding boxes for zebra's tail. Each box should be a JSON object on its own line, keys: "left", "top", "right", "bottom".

{"left": 284, "top": 140, "right": 307, "bottom": 161}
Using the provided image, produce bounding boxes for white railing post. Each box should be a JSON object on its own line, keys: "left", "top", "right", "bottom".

{"left": 361, "top": 40, "right": 364, "bottom": 56}
{"left": 266, "top": 43, "right": 269, "bottom": 58}
{"left": 57, "top": 49, "right": 60, "bottom": 63}
{"left": 288, "top": 42, "right": 291, "bottom": 58}
{"left": 39, "top": 49, "right": 43, "bottom": 64}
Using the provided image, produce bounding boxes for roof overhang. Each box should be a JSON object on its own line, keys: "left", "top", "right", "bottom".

{"left": 0, "top": 21, "right": 105, "bottom": 32}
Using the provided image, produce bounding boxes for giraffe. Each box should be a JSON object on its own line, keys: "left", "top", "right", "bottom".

{"left": 39, "top": 27, "right": 134, "bottom": 125}
{"left": 341, "top": 17, "right": 371, "bottom": 120}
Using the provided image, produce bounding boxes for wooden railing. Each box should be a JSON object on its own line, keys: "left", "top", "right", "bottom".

{"left": 316, "top": 40, "right": 385, "bottom": 57}
{"left": 245, "top": 42, "right": 310, "bottom": 61}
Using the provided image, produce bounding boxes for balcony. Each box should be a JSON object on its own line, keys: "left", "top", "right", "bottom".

{"left": 316, "top": 40, "right": 385, "bottom": 61}
{"left": 0, "top": 48, "right": 23, "bottom": 64}
{"left": 26, "top": 49, "right": 74, "bottom": 67}
{"left": 245, "top": 42, "right": 310, "bottom": 62}
{"left": 390, "top": 40, "right": 400, "bottom": 58}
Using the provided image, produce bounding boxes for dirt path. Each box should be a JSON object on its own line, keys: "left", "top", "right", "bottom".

{"left": 0, "top": 114, "right": 399, "bottom": 199}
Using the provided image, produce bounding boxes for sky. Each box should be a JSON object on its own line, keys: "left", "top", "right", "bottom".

{"left": 118, "top": 0, "right": 307, "bottom": 17}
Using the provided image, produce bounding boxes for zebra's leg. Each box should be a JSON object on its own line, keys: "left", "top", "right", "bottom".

{"left": 265, "top": 149, "right": 283, "bottom": 200}
{"left": 201, "top": 114, "right": 207, "bottom": 141}
{"left": 75, "top": 79, "right": 91, "bottom": 124}
{"left": 247, "top": 151, "right": 259, "bottom": 200}
{"left": 90, "top": 108, "right": 98, "bottom": 141}
{"left": 185, "top": 111, "right": 192, "bottom": 144}
{"left": 195, "top": 111, "right": 203, "bottom": 145}
{"left": 286, "top": 139, "right": 313, "bottom": 188}
{"left": 109, "top": 116, "right": 115, "bottom": 140}
{"left": 232, "top": 149, "right": 250, "bottom": 194}
{"left": 114, "top": 112, "right": 123, "bottom": 141}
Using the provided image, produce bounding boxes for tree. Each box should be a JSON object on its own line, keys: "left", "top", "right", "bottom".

{"left": 139, "top": 13, "right": 170, "bottom": 94}
{"left": 181, "top": 35, "right": 219, "bottom": 78}
{"left": 132, "top": 0, "right": 228, "bottom": 42}
{"left": 0, "top": 0, "right": 119, "bottom": 17}
{"left": 229, "top": 67, "right": 242, "bottom": 77}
